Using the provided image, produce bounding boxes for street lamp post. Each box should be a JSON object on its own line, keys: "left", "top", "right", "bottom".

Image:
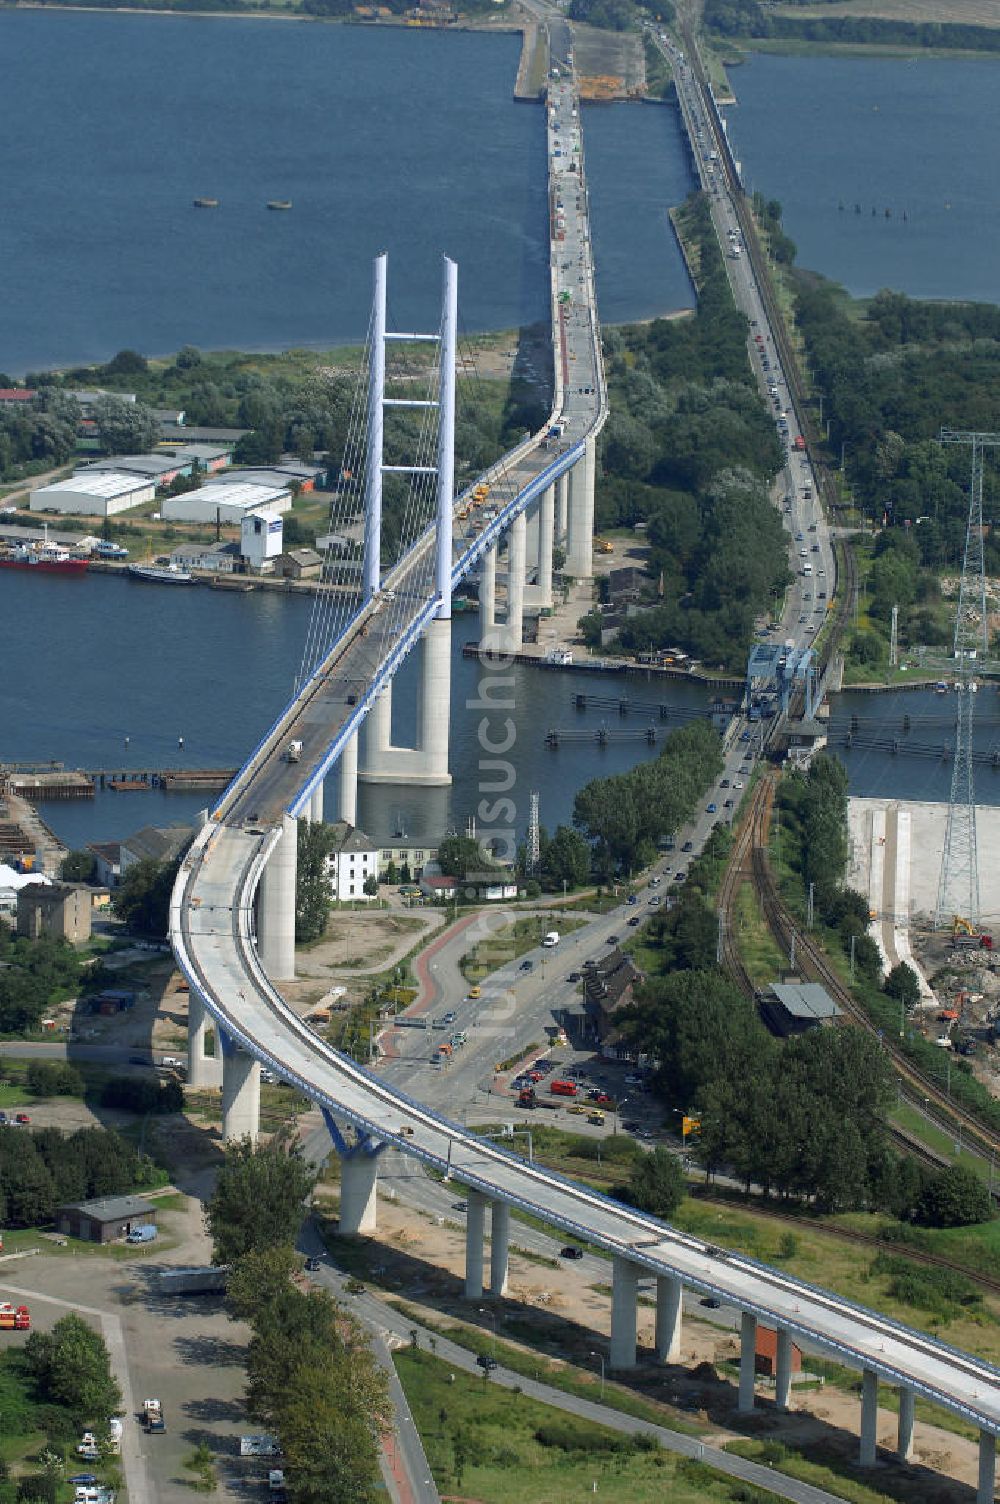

{"left": 479, "top": 1306, "right": 497, "bottom": 1360}
{"left": 590, "top": 1349, "right": 605, "bottom": 1400}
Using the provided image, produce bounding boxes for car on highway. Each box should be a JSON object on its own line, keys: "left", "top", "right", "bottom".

{"left": 567, "top": 971, "right": 581, "bottom": 982}
{"left": 706, "top": 803, "right": 716, "bottom": 814}
{"left": 627, "top": 894, "right": 638, "bottom": 906}
{"left": 649, "top": 876, "right": 661, "bottom": 886}
{"left": 560, "top": 1245, "right": 584, "bottom": 1260}
{"left": 724, "top": 799, "right": 734, "bottom": 809}
{"left": 627, "top": 916, "right": 640, "bottom": 927}
{"left": 519, "top": 959, "right": 533, "bottom": 972}
{"left": 681, "top": 841, "right": 693, "bottom": 853}
{"left": 700, "top": 1296, "right": 722, "bottom": 1309}
{"left": 452, "top": 1200, "right": 468, "bottom": 1213}
{"left": 606, "top": 934, "right": 619, "bottom": 945}
{"left": 441, "top": 1011, "right": 457, "bottom": 1025}
{"left": 733, "top": 780, "right": 744, "bottom": 789}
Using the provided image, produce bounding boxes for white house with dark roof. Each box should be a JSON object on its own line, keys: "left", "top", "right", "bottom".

{"left": 323, "top": 822, "right": 379, "bottom": 902}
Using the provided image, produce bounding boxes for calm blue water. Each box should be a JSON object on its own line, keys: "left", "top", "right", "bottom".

{"left": 0, "top": 572, "right": 703, "bottom": 850}
{"left": 728, "top": 53, "right": 1000, "bottom": 301}
{"left": 0, "top": 12, "right": 694, "bottom": 375}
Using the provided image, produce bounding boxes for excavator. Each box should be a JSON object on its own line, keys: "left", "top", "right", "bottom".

{"left": 952, "top": 916, "right": 993, "bottom": 950}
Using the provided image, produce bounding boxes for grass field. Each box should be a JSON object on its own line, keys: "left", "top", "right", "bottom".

{"left": 771, "top": 0, "right": 1000, "bottom": 25}
{"left": 460, "top": 915, "right": 586, "bottom": 981}
{"left": 733, "top": 880, "right": 786, "bottom": 984}
{"left": 725, "top": 1438, "right": 900, "bottom": 1504}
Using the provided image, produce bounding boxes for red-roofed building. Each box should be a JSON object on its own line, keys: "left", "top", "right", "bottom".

{"left": 0, "top": 389, "right": 37, "bottom": 405}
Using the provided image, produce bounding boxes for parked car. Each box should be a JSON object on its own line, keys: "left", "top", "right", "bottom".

{"left": 305, "top": 1257, "right": 320, "bottom": 1272}
{"left": 560, "top": 1245, "right": 584, "bottom": 1260}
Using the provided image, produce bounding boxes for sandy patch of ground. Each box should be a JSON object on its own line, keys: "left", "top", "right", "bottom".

{"left": 294, "top": 909, "right": 441, "bottom": 980}
{"left": 773, "top": 0, "right": 1000, "bottom": 25}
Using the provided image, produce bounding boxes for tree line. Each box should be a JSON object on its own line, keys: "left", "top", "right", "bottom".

{"left": 207, "top": 1134, "right": 390, "bottom": 1503}
{"left": 705, "top": 0, "right": 1000, "bottom": 51}
{"left": 0, "top": 929, "right": 84, "bottom": 1037}
{"left": 0, "top": 1125, "right": 160, "bottom": 1228}
{"left": 595, "top": 194, "right": 788, "bottom": 669}
{"left": 573, "top": 719, "right": 723, "bottom": 873}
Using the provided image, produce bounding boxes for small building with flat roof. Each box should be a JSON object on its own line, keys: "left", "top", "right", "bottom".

{"left": 760, "top": 981, "right": 841, "bottom": 1037}
{"left": 56, "top": 1195, "right": 157, "bottom": 1243}
{"left": 30, "top": 471, "right": 155, "bottom": 518}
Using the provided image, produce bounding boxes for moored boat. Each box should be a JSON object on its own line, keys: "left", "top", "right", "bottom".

{"left": 194, "top": 198, "right": 220, "bottom": 208}
{"left": 128, "top": 562, "right": 194, "bottom": 585}
{"left": 266, "top": 200, "right": 292, "bottom": 211}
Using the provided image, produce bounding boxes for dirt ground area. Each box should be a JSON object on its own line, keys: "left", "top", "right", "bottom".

{"left": 571, "top": 23, "right": 646, "bottom": 96}
{"left": 772, "top": 0, "right": 1000, "bottom": 25}
{"left": 293, "top": 909, "right": 439, "bottom": 982}
{"left": 333, "top": 1191, "right": 984, "bottom": 1501}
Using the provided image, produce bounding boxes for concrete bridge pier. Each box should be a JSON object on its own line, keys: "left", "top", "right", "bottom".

{"left": 654, "top": 1274, "right": 682, "bottom": 1363}
{"left": 490, "top": 1199, "right": 510, "bottom": 1297}
{"left": 480, "top": 544, "right": 497, "bottom": 635}
{"left": 978, "top": 1430, "right": 996, "bottom": 1504}
{"left": 361, "top": 684, "right": 393, "bottom": 771}
{"left": 337, "top": 731, "right": 358, "bottom": 825}
{"left": 187, "top": 991, "right": 221, "bottom": 1089}
{"left": 859, "top": 1368, "right": 878, "bottom": 1466}
{"left": 219, "top": 1031, "right": 261, "bottom": 1142}
{"left": 536, "top": 482, "right": 554, "bottom": 611}
{"left": 775, "top": 1328, "right": 794, "bottom": 1412}
{"left": 465, "top": 1189, "right": 487, "bottom": 1299}
{"left": 566, "top": 435, "right": 595, "bottom": 579}
{"left": 358, "top": 622, "right": 452, "bottom": 787}
{"left": 502, "top": 511, "right": 526, "bottom": 652}
{"left": 308, "top": 780, "right": 324, "bottom": 824}
{"left": 610, "top": 1255, "right": 638, "bottom": 1369}
{"left": 256, "top": 813, "right": 297, "bottom": 982}
{"left": 897, "top": 1387, "right": 915, "bottom": 1463}
{"left": 738, "top": 1312, "right": 757, "bottom": 1414}
{"left": 556, "top": 472, "right": 568, "bottom": 545}
{"left": 339, "top": 1151, "right": 380, "bottom": 1235}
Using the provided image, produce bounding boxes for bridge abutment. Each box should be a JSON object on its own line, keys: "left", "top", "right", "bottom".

{"left": 256, "top": 813, "right": 297, "bottom": 982}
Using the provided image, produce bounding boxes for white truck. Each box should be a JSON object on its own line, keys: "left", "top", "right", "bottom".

{"left": 142, "top": 1399, "right": 165, "bottom": 1434}
{"left": 542, "top": 932, "right": 560, "bottom": 948}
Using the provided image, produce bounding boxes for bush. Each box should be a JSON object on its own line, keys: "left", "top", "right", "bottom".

{"left": 26, "top": 1062, "right": 84, "bottom": 1099}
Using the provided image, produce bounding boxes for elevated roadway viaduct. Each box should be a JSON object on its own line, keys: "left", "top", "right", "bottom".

{"left": 169, "top": 49, "right": 1000, "bottom": 1504}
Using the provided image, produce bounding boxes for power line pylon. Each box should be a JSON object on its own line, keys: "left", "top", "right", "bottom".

{"left": 527, "top": 791, "right": 541, "bottom": 875}
{"left": 934, "top": 428, "right": 1000, "bottom": 928}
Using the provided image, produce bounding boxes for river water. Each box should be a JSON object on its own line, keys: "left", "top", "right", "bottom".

{"left": 727, "top": 52, "right": 1000, "bottom": 302}
{"left": 0, "top": 12, "right": 694, "bottom": 375}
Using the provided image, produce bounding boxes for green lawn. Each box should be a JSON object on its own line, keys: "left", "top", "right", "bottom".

{"left": 394, "top": 1348, "right": 782, "bottom": 1504}
{"left": 725, "top": 1438, "right": 901, "bottom": 1504}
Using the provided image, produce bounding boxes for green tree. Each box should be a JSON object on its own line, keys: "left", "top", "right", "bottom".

{"left": 436, "top": 836, "right": 497, "bottom": 881}
{"left": 59, "top": 851, "right": 96, "bottom": 884}
{"left": 884, "top": 961, "right": 920, "bottom": 1010}
{"left": 626, "top": 1146, "right": 685, "bottom": 1218}
{"left": 24, "top": 1314, "right": 121, "bottom": 1431}
{"left": 92, "top": 396, "right": 159, "bottom": 454}
{"left": 205, "top": 1132, "right": 317, "bottom": 1265}
{"left": 916, "top": 1165, "right": 995, "bottom": 1228}
{"left": 362, "top": 874, "right": 379, "bottom": 898}
{"left": 111, "top": 854, "right": 183, "bottom": 937}
{"left": 225, "top": 1246, "right": 300, "bottom": 1321}
{"left": 296, "top": 821, "right": 338, "bottom": 943}
{"left": 541, "top": 825, "right": 591, "bottom": 890}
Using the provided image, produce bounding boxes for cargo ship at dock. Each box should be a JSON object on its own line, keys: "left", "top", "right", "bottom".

{"left": 127, "top": 562, "right": 193, "bottom": 585}
{"left": 0, "top": 543, "right": 88, "bottom": 575}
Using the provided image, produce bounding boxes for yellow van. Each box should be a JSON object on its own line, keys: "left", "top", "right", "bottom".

{"left": 467, "top": 985, "right": 482, "bottom": 1000}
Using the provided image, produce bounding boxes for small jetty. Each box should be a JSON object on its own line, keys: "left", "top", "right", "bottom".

{"left": 193, "top": 198, "right": 219, "bottom": 209}
{"left": 1, "top": 764, "right": 237, "bottom": 799}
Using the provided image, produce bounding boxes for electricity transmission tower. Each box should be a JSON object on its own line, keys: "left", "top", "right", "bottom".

{"left": 934, "top": 428, "right": 1000, "bottom": 927}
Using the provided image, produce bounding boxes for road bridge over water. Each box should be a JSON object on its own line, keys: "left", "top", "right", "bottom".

{"left": 169, "top": 40, "right": 1000, "bottom": 1502}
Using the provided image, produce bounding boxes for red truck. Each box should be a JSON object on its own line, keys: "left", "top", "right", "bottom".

{"left": 0, "top": 1304, "right": 29, "bottom": 1331}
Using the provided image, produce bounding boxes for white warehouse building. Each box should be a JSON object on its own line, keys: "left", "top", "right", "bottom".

{"left": 30, "top": 471, "right": 155, "bottom": 518}
{"left": 161, "top": 482, "right": 291, "bottom": 527}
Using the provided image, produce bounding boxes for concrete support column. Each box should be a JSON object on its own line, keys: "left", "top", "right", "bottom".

{"left": 339, "top": 1153, "right": 379, "bottom": 1235}
{"left": 465, "top": 1190, "right": 486, "bottom": 1301}
{"left": 480, "top": 544, "right": 496, "bottom": 634}
{"left": 221, "top": 1045, "right": 261, "bottom": 1143}
{"left": 978, "top": 1430, "right": 996, "bottom": 1504}
{"left": 489, "top": 1200, "right": 510, "bottom": 1298}
{"left": 654, "top": 1275, "right": 682, "bottom": 1363}
{"left": 309, "top": 780, "right": 324, "bottom": 824}
{"left": 537, "top": 484, "right": 554, "bottom": 610}
{"left": 610, "top": 1256, "right": 638, "bottom": 1370}
{"left": 556, "top": 472, "right": 568, "bottom": 545}
{"left": 504, "top": 511, "right": 526, "bottom": 651}
{"left": 566, "top": 449, "right": 594, "bottom": 579}
{"left": 338, "top": 731, "right": 358, "bottom": 826}
{"left": 187, "top": 991, "right": 220, "bottom": 1089}
{"left": 361, "top": 683, "right": 392, "bottom": 771}
{"left": 417, "top": 615, "right": 452, "bottom": 784}
{"left": 859, "top": 1368, "right": 878, "bottom": 1467}
{"left": 775, "top": 1328, "right": 794, "bottom": 1412}
{"left": 257, "top": 813, "right": 296, "bottom": 982}
{"left": 738, "top": 1311, "right": 757, "bottom": 1414}
{"left": 897, "top": 1387, "right": 915, "bottom": 1463}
